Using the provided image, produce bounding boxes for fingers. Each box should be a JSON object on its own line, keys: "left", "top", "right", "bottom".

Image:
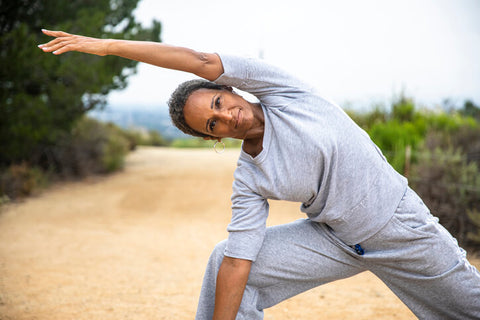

{"left": 38, "top": 38, "right": 72, "bottom": 54}
{"left": 42, "top": 29, "right": 71, "bottom": 37}
{"left": 38, "top": 29, "right": 77, "bottom": 54}
{"left": 38, "top": 29, "right": 107, "bottom": 56}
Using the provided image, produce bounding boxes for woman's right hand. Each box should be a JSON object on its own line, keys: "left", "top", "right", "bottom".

{"left": 38, "top": 29, "right": 112, "bottom": 56}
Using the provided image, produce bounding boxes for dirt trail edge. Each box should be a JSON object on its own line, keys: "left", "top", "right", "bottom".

{"left": 1, "top": 147, "right": 477, "bottom": 319}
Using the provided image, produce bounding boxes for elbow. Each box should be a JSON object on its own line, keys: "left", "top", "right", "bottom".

{"left": 195, "top": 52, "right": 224, "bottom": 81}
{"left": 222, "top": 256, "right": 252, "bottom": 271}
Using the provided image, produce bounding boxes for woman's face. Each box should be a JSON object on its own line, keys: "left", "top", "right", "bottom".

{"left": 183, "top": 88, "right": 260, "bottom": 140}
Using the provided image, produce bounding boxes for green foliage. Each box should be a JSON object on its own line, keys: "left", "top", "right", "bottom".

{"left": 0, "top": 0, "right": 161, "bottom": 167}
{"left": 0, "top": 117, "right": 130, "bottom": 200}
{"left": 171, "top": 138, "right": 242, "bottom": 149}
{"left": 133, "top": 129, "right": 169, "bottom": 147}
{"left": 392, "top": 96, "right": 415, "bottom": 122}
{"left": 52, "top": 116, "right": 129, "bottom": 177}
{"left": 460, "top": 100, "right": 480, "bottom": 121}
{"left": 467, "top": 209, "right": 480, "bottom": 244}
{"left": 425, "top": 111, "right": 477, "bottom": 132}
{"left": 411, "top": 147, "right": 480, "bottom": 247}
{"left": 348, "top": 105, "right": 388, "bottom": 130}
{"left": 368, "top": 118, "right": 426, "bottom": 173}
{"left": 101, "top": 127, "right": 129, "bottom": 172}
{"left": 423, "top": 125, "right": 480, "bottom": 167}
{"left": 349, "top": 94, "right": 480, "bottom": 248}
{"left": 145, "top": 130, "right": 169, "bottom": 146}
{"left": 349, "top": 94, "right": 479, "bottom": 175}
{"left": 105, "top": 126, "right": 169, "bottom": 148}
{"left": 0, "top": 163, "right": 49, "bottom": 199}
{"left": 106, "top": 123, "right": 139, "bottom": 151}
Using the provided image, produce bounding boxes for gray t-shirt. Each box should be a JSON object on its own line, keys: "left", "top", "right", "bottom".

{"left": 214, "top": 54, "right": 408, "bottom": 261}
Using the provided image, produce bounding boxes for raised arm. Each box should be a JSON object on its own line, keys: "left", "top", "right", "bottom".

{"left": 38, "top": 29, "right": 223, "bottom": 81}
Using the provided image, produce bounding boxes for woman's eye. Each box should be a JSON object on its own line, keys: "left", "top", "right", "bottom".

{"left": 215, "top": 97, "right": 221, "bottom": 108}
{"left": 209, "top": 119, "right": 216, "bottom": 131}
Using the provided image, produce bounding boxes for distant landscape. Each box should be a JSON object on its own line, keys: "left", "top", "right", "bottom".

{"left": 89, "top": 105, "right": 186, "bottom": 140}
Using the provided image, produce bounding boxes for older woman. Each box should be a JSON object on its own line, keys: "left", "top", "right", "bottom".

{"left": 39, "top": 29, "right": 480, "bottom": 320}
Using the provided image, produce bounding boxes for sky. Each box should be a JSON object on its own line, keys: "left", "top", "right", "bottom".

{"left": 107, "top": 0, "right": 480, "bottom": 111}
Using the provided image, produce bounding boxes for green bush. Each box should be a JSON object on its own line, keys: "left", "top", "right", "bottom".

{"left": 145, "top": 130, "right": 169, "bottom": 146}
{"left": 467, "top": 209, "right": 480, "bottom": 244}
{"left": 101, "top": 126, "right": 129, "bottom": 172}
{"left": 392, "top": 96, "right": 415, "bottom": 122}
{"left": 0, "top": 0, "right": 161, "bottom": 167}
{"left": 0, "top": 163, "right": 49, "bottom": 199}
{"left": 349, "top": 96, "right": 480, "bottom": 249}
{"left": 423, "top": 124, "right": 480, "bottom": 167}
{"left": 411, "top": 146, "right": 480, "bottom": 248}
{"left": 47, "top": 116, "right": 130, "bottom": 177}
{"left": 106, "top": 127, "right": 169, "bottom": 148}
{"left": 170, "top": 137, "right": 242, "bottom": 149}
{"left": 0, "top": 117, "right": 130, "bottom": 200}
{"left": 368, "top": 118, "right": 426, "bottom": 173}
{"left": 347, "top": 104, "right": 388, "bottom": 130}
{"left": 106, "top": 124, "right": 139, "bottom": 151}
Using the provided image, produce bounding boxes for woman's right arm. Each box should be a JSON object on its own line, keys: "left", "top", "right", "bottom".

{"left": 38, "top": 29, "right": 223, "bottom": 81}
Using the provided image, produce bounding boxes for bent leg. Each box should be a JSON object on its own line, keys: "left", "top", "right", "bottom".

{"left": 195, "top": 219, "right": 365, "bottom": 320}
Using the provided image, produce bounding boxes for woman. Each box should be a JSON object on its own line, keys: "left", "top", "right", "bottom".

{"left": 39, "top": 29, "right": 480, "bottom": 319}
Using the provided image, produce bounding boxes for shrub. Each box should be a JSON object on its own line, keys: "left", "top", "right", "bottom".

{"left": 107, "top": 124, "right": 139, "bottom": 151}
{"left": 101, "top": 126, "right": 129, "bottom": 172}
{"left": 49, "top": 116, "right": 129, "bottom": 177}
{"left": 0, "top": 117, "right": 130, "bottom": 200}
{"left": 0, "top": 163, "right": 48, "bottom": 199}
{"left": 392, "top": 96, "right": 415, "bottom": 122}
{"left": 368, "top": 119, "right": 426, "bottom": 173}
{"left": 170, "top": 138, "right": 241, "bottom": 149}
{"left": 467, "top": 209, "right": 480, "bottom": 244}
{"left": 411, "top": 124, "right": 480, "bottom": 249}
{"left": 411, "top": 146, "right": 480, "bottom": 248}
{"left": 423, "top": 125, "right": 480, "bottom": 168}
{"left": 145, "top": 129, "right": 169, "bottom": 146}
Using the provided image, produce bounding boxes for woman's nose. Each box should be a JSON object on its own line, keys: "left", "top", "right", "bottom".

{"left": 216, "top": 109, "right": 232, "bottom": 122}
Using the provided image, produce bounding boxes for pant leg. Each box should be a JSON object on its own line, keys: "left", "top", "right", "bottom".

{"left": 195, "top": 219, "right": 366, "bottom": 320}
{"left": 360, "top": 188, "right": 480, "bottom": 319}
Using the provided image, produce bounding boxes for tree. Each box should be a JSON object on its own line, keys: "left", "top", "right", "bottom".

{"left": 0, "top": 0, "right": 161, "bottom": 168}
{"left": 461, "top": 100, "right": 480, "bottom": 121}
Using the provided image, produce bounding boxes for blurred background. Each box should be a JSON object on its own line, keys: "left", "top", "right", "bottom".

{"left": 1, "top": 0, "right": 480, "bottom": 248}
{"left": 109, "top": 0, "right": 480, "bottom": 109}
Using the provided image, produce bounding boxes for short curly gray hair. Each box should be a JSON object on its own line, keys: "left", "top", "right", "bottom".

{"left": 168, "top": 79, "right": 230, "bottom": 138}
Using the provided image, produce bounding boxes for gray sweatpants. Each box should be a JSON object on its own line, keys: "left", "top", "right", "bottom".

{"left": 195, "top": 188, "right": 480, "bottom": 319}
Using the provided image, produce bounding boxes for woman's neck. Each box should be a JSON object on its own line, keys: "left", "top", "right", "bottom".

{"left": 242, "top": 103, "right": 264, "bottom": 157}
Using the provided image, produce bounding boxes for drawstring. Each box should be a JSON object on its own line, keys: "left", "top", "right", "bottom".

{"left": 353, "top": 244, "right": 365, "bottom": 255}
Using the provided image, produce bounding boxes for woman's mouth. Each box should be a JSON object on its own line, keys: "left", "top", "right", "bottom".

{"left": 235, "top": 109, "right": 241, "bottom": 129}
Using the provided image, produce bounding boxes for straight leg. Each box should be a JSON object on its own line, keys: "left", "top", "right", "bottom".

{"left": 361, "top": 188, "right": 480, "bottom": 319}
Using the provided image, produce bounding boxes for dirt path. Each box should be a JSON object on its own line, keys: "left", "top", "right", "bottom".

{"left": 0, "top": 147, "right": 477, "bottom": 319}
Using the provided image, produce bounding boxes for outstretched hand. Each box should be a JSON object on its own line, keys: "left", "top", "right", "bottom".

{"left": 38, "top": 29, "right": 111, "bottom": 56}
{"left": 38, "top": 28, "right": 224, "bottom": 81}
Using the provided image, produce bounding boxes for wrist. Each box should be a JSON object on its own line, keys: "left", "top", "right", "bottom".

{"left": 103, "top": 39, "right": 115, "bottom": 56}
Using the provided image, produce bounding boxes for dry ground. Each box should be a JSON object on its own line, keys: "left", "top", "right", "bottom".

{"left": 1, "top": 147, "right": 478, "bottom": 319}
